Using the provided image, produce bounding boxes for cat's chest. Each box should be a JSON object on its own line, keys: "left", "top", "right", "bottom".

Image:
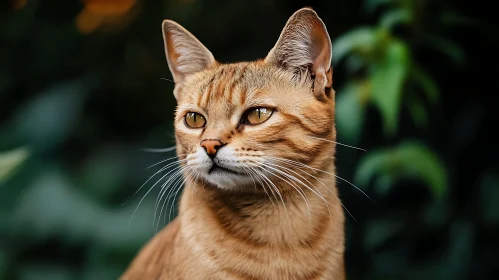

{"left": 178, "top": 215, "right": 342, "bottom": 280}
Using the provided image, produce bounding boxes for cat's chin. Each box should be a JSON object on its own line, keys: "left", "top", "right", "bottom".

{"left": 199, "top": 171, "right": 255, "bottom": 192}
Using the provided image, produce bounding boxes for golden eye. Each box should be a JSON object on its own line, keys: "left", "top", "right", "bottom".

{"left": 184, "top": 112, "right": 206, "bottom": 128}
{"left": 244, "top": 107, "right": 273, "bottom": 125}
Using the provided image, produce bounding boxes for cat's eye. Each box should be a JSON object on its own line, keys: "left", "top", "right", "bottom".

{"left": 184, "top": 112, "right": 206, "bottom": 128}
{"left": 243, "top": 107, "right": 273, "bottom": 125}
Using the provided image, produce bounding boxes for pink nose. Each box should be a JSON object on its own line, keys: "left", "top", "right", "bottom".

{"left": 201, "top": 139, "right": 223, "bottom": 157}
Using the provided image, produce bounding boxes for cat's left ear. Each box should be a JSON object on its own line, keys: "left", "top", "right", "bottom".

{"left": 265, "top": 8, "right": 333, "bottom": 99}
{"left": 162, "top": 20, "right": 216, "bottom": 88}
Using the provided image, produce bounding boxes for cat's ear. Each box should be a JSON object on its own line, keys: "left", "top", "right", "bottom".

{"left": 162, "top": 20, "right": 216, "bottom": 85}
{"left": 265, "top": 8, "right": 333, "bottom": 98}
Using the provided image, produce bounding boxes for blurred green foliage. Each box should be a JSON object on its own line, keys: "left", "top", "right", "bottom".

{"left": 1, "top": 0, "right": 498, "bottom": 280}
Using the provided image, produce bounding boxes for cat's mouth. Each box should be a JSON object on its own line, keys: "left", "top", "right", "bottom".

{"left": 208, "top": 164, "right": 244, "bottom": 176}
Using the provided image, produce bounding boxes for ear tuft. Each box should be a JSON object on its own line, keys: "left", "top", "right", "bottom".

{"left": 162, "top": 20, "right": 215, "bottom": 84}
{"left": 265, "top": 8, "right": 332, "bottom": 90}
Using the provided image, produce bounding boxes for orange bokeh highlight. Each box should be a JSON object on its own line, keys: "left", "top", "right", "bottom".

{"left": 76, "top": 0, "right": 137, "bottom": 34}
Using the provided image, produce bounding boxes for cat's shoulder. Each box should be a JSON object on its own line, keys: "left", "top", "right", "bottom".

{"left": 120, "top": 218, "right": 181, "bottom": 279}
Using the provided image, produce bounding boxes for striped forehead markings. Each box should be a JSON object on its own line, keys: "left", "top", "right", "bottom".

{"left": 197, "top": 63, "right": 250, "bottom": 107}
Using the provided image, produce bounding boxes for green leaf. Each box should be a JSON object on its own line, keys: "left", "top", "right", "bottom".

{"left": 355, "top": 149, "right": 389, "bottom": 188}
{"left": 423, "top": 195, "right": 451, "bottom": 227}
{"left": 11, "top": 78, "right": 92, "bottom": 152}
{"left": 18, "top": 264, "right": 75, "bottom": 280}
{"left": 364, "top": 218, "right": 404, "bottom": 251}
{"left": 369, "top": 39, "right": 410, "bottom": 136}
{"left": 0, "top": 147, "right": 30, "bottom": 184}
{"left": 380, "top": 8, "right": 411, "bottom": 29}
{"left": 12, "top": 167, "right": 158, "bottom": 248}
{"left": 411, "top": 66, "right": 439, "bottom": 103}
{"left": 395, "top": 142, "right": 447, "bottom": 197}
{"left": 355, "top": 141, "right": 447, "bottom": 198}
{"left": 407, "top": 94, "right": 428, "bottom": 127}
{"left": 332, "top": 27, "right": 378, "bottom": 64}
{"left": 336, "top": 80, "right": 370, "bottom": 144}
{"left": 80, "top": 150, "right": 128, "bottom": 201}
{"left": 12, "top": 170, "right": 100, "bottom": 241}
{"left": 344, "top": 54, "right": 366, "bottom": 73}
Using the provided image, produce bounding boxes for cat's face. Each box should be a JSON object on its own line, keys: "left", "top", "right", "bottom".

{"left": 163, "top": 8, "right": 336, "bottom": 192}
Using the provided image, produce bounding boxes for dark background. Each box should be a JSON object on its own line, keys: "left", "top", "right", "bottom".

{"left": 1, "top": 0, "right": 498, "bottom": 279}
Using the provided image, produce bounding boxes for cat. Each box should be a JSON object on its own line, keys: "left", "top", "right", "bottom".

{"left": 121, "top": 7, "right": 346, "bottom": 280}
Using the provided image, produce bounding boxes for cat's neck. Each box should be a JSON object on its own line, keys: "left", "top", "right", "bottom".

{"left": 178, "top": 164, "right": 343, "bottom": 246}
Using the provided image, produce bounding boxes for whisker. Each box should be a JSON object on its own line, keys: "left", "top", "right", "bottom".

{"left": 251, "top": 164, "right": 290, "bottom": 221}
{"left": 266, "top": 157, "right": 359, "bottom": 222}
{"left": 239, "top": 162, "right": 259, "bottom": 193}
{"left": 308, "top": 135, "right": 366, "bottom": 151}
{"left": 157, "top": 170, "right": 186, "bottom": 230}
{"left": 266, "top": 161, "right": 357, "bottom": 222}
{"left": 167, "top": 170, "right": 193, "bottom": 224}
{"left": 157, "top": 176, "right": 183, "bottom": 230}
{"left": 147, "top": 155, "right": 186, "bottom": 169}
{"left": 128, "top": 162, "right": 185, "bottom": 227}
{"left": 122, "top": 158, "right": 186, "bottom": 206}
{"left": 243, "top": 162, "right": 278, "bottom": 209}
{"left": 141, "top": 146, "right": 178, "bottom": 153}
{"left": 248, "top": 161, "right": 311, "bottom": 217}
{"left": 160, "top": 77, "right": 176, "bottom": 83}
{"left": 268, "top": 156, "right": 374, "bottom": 203}
{"left": 259, "top": 162, "right": 328, "bottom": 218}
{"left": 153, "top": 165, "right": 186, "bottom": 226}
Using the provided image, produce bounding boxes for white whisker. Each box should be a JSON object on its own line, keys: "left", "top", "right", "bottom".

{"left": 248, "top": 161, "right": 311, "bottom": 217}
{"left": 260, "top": 162, "right": 329, "bottom": 219}
{"left": 308, "top": 135, "right": 366, "bottom": 151}
{"left": 154, "top": 165, "right": 187, "bottom": 227}
{"left": 160, "top": 77, "right": 176, "bottom": 83}
{"left": 241, "top": 162, "right": 277, "bottom": 209}
{"left": 122, "top": 158, "right": 186, "bottom": 207}
{"left": 128, "top": 161, "right": 185, "bottom": 227}
{"left": 147, "top": 155, "right": 186, "bottom": 169}
{"left": 268, "top": 156, "right": 374, "bottom": 203}
{"left": 141, "top": 146, "right": 178, "bottom": 153}
{"left": 265, "top": 160, "right": 358, "bottom": 222}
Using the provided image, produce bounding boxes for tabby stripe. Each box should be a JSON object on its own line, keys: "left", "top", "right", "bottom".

{"left": 280, "top": 111, "right": 332, "bottom": 137}
{"left": 301, "top": 139, "right": 332, "bottom": 166}
{"left": 216, "top": 66, "right": 234, "bottom": 101}
{"left": 300, "top": 265, "right": 327, "bottom": 280}
{"left": 228, "top": 64, "right": 249, "bottom": 103}
{"left": 210, "top": 206, "right": 268, "bottom": 247}
{"left": 239, "top": 85, "right": 247, "bottom": 105}
{"left": 204, "top": 67, "right": 226, "bottom": 105}
{"left": 300, "top": 210, "right": 331, "bottom": 250}
{"left": 200, "top": 73, "right": 217, "bottom": 107}
{"left": 209, "top": 67, "right": 226, "bottom": 102}
{"left": 260, "top": 137, "right": 309, "bottom": 154}
{"left": 199, "top": 71, "right": 217, "bottom": 94}
{"left": 222, "top": 267, "right": 260, "bottom": 280}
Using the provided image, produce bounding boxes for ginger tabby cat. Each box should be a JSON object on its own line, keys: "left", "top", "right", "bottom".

{"left": 121, "top": 7, "right": 346, "bottom": 280}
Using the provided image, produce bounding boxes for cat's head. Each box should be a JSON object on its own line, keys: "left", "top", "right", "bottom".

{"left": 163, "top": 8, "right": 336, "bottom": 192}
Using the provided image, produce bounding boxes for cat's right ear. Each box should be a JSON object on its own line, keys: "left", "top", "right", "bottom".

{"left": 265, "top": 8, "right": 333, "bottom": 100}
{"left": 162, "top": 20, "right": 216, "bottom": 88}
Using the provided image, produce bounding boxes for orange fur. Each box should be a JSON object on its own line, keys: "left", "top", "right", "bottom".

{"left": 121, "top": 8, "right": 345, "bottom": 280}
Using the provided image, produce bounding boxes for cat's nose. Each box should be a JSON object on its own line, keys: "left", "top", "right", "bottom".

{"left": 200, "top": 139, "right": 223, "bottom": 159}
